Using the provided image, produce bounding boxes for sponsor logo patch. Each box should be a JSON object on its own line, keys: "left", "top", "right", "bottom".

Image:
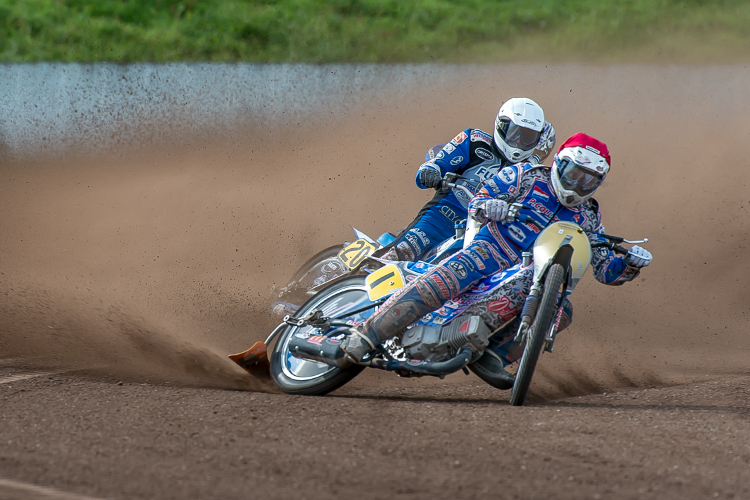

{"left": 475, "top": 148, "right": 493, "bottom": 161}
{"left": 321, "top": 261, "right": 343, "bottom": 273}
{"left": 450, "top": 156, "right": 464, "bottom": 165}
{"left": 575, "top": 150, "right": 592, "bottom": 165}
{"left": 498, "top": 166, "right": 517, "bottom": 185}
{"left": 454, "top": 188, "right": 471, "bottom": 203}
{"left": 436, "top": 151, "right": 445, "bottom": 160}
{"left": 529, "top": 200, "right": 555, "bottom": 218}
{"left": 532, "top": 185, "right": 550, "bottom": 200}
{"left": 307, "top": 335, "right": 325, "bottom": 345}
{"left": 448, "top": 261, "right": 468, "bottom": 280}
{"left": 412, "top": 228, "right": 431, "bottom": 246}
{"left": 469, "top": 252, "right": 486, "bottom": 270}
{"left": 443, "top": 143, "right": 455, "bottom": 154}
{"left": 439, "top": 206, "right": 463, "bottom": 223}
{"left": 522, "top": 221, "right": 540, "bottom": 234}
{"left": 452, "top": 131, "right": 468, "bottom": 145}
{"left": 487, "top": 296, "right": 512, "bottom": 315}
{"left": 471, "top": 130, "right": 493, "bottom": 144}
{"left": 458, "top": 255, "right": 476, "bottom": 273}
{"left": 431, "top": 276, "right": 451, "bottom": 299}
{"left": 508, "top": 225, "right": 526, "bottom": 242}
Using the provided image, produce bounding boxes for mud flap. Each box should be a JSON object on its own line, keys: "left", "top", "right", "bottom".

{"left": 228, "top": 342, "right": 271, "bottom": 380}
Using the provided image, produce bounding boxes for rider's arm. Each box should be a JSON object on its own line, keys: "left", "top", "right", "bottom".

{"left": 467, "top": 164, "right": 524, "bottom": 223}
{"left": 588, "top": 216, "right": 642, "bottom": 286}
{"left": 414, "top": 129, "right": 472, "bottom": 189}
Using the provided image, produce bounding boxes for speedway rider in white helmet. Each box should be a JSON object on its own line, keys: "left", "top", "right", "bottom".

{"left": 341, "top": 133, "right": 652, "bottom": 388}
{"left": 382, "top": 98, "right": 556, "bottom": 262}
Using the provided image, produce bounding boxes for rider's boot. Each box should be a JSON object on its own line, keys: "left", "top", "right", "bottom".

{"left": 339, "top": 326, "right": 376, "bottom": 363}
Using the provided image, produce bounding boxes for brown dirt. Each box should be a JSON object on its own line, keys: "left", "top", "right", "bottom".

{"left": 1, "top": 64, "right": 750, "bottom": 498}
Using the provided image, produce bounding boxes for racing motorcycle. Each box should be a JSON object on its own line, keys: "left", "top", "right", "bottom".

{"left": 230, "top": 206, "right": 648, "bottom": 406}
{"left": 270, "top": 170, "right": 478, "bottom": 316}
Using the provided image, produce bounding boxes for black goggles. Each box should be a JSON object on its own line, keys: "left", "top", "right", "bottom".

{"left": 556, "top": 157, "right": 605, "bottom": 196}
{"left": 496, "top": 119, "right": 541, "bottom": 151}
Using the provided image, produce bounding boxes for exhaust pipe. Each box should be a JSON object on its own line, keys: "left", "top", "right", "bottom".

{"left": 370, "top": 349, "right": 473, "bottom": 378}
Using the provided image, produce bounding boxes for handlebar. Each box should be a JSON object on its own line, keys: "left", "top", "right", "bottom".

{"left": 444, "top": 179, "right": 648, "bottom": 256}
{"left": 440, "top": 173, "right": 475, "bottom": 200}
{"left": 510, "top": 204, "right": 647, "bottom": 256}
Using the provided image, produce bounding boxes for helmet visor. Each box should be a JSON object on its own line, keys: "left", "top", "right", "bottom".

{"left": 556, "top": 157, "right": 604, "bottom": 197}
{"left": 496, "top": 119, "right": 541, "bottom": 151}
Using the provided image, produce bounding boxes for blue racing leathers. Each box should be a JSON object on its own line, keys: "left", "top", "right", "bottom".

{"left": 388, "top": 124, "right": 555, "bottom": 262}
{"left": 358, "top": 162, "right": 641, "bottom": 346}
{"left": 387, "top": 129, "right": 519, "bottom": 261}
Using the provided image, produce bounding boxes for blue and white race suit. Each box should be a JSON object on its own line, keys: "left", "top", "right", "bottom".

{"left": 359, "top": 162, "right": 641, "bottom": 347}
{"left": 388, "top": 124, "right": 555, "bottom": 261}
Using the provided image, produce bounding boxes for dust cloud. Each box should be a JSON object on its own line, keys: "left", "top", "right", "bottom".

{"left": 2, "top": 64, "right": 749, "bottom": 397}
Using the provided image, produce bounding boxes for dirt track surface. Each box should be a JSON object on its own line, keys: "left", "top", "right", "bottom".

{"left": 2, "top": 64, "right": 750, "bottom": 498}
{"left": 1, "top": 369, "right": 750, "bottom": 500}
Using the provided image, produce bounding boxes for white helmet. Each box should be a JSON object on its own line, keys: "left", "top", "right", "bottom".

{"left": 493, "top": 98, "right": 545, "bottom": 163}
{"left": 550, "top": 133, "right": 611, "bottom": 207}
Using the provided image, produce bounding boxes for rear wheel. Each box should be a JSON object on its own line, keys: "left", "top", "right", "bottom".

{"left": 509, "top": 264, "right": 565, "bottom": 406}
{"left": 270, "top": 276, "right": 371, "bottom": 395}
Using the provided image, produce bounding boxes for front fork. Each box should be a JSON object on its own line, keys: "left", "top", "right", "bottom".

{"left": 513, "top": 281, "right": 565, "bottom": 353}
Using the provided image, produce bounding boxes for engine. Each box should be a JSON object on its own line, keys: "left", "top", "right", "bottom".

{"left": 400, "top": 315, "right": 490, "bottom": 363}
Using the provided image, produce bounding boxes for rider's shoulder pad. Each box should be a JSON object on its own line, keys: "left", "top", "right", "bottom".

{"left": 448, "top": 128, "right": 473, "bottom": 147}
{"left": 468, "top": 128, "right": 493, "bottom": 145}
{"left": 493, "top": 162, "right": 523, "bottom": 186}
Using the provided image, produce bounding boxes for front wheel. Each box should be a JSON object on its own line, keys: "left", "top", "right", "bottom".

{"left": 509, "top": 263, "right": 565, "bottom": 406}
{"left": 270, "top": 276, "right": 372, "bottom": 395}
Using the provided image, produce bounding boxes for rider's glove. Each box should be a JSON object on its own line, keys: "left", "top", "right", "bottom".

{"left": 484, "top": 199, "right": 510, "bottom": 222}
{"left": 418, "top": 166, "right": 442, "bottom": 189}
{"left": 624, "top": 245, "right": 652, "bottom": 268}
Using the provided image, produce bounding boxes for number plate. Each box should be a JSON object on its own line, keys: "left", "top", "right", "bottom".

{"left": 337, "top": 238, "right": 378, "bottom": 269}
{"left": 365, "top": 264, "right": 404, "bottom": 301}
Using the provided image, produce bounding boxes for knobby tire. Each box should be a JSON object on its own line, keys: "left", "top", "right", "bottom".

{"left": 509, "top": 263, "right": 566, "bottom": 406}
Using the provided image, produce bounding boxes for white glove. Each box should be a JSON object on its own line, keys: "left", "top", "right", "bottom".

{"left": 418, "top": 166, "right": 442, "bottom": 189}
{"left": 625, "top": 245, "right": 652, "bottom": 268}
{"left": 484, "top": 199, "right": 510, "bottom": 222}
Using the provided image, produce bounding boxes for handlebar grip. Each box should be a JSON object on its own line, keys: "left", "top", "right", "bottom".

{"left": 612, "top": 244, "right": 629, "bottom": 255}
{"left": 522, "top": 216, "right": 542, "bottom": 229}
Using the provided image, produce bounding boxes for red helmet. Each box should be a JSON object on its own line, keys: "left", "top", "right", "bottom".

{"left": 550, "top": 133, "right": 610, "bottom": 207}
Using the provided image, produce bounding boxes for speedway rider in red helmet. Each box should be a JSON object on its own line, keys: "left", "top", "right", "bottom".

{"left": 341, "top": 133, "right": 652, "bottom": 381}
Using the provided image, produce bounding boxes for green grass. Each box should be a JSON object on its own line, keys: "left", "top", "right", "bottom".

{"left": 3, "top": 0, "right": 750, "bottom": 62}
